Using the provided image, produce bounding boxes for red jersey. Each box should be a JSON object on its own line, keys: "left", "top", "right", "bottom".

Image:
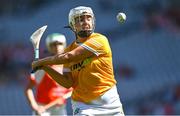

{"left": 30, "top": 65, "right": 71, "bottom": 104}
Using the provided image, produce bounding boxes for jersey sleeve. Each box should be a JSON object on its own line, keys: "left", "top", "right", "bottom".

{"left": 30, "top": 70, "right": 45, "bottom": 84}
{"left": 80, "top": 34, "right": 110, "bottom": 56}
{"left": 29, "top": 73, "right": 36, "bottom": 84}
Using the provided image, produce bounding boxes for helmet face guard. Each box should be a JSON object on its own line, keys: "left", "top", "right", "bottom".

{"left": 77, "top": 30, "right": 93, "bottom": 38}
{"left": 69, "top": 6, "right": 95, "bottom": 38}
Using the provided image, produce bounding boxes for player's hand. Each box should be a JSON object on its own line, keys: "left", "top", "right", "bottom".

{"left": 35, "top": 105, "right": 46, "bottom": 115}
{"left": 32, "top": 60, "right": 43, "bottom": 70}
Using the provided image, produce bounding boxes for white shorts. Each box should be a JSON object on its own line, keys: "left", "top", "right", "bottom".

{"left": 33, "top": 104, "right": 67, "bottom": 116}
{"left": 71, "top": 85, "right": 125, "bottom": 116}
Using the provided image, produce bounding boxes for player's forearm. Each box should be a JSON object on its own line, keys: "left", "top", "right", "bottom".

{"left": 36, "top": 52, "right": 72, "bottom": 66}
{"left": 25, "top": 89, "right": 38, "bottom": 110}
{"left": 33, "top": 46, "right": 92, "bottom": 68}
{"left": 42, "top": 66, "right": 73, "bottom": 88}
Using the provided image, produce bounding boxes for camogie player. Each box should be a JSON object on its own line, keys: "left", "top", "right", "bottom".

{"left": 25, "top": 33, "right": 72, "bottom": 115}
{"left": 32, "top": 6, "right": 125, "bottom": 115}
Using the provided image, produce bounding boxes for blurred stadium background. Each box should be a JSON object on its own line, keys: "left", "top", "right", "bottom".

{"left": 0, "top": 0, "right": 180, "bottom": 115}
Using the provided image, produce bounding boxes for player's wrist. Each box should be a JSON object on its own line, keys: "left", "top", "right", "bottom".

{"left": 32, "top": 103, "right": 39, "bottom": 111}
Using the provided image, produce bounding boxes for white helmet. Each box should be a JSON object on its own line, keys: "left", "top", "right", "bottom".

{"left": 46, "top": 33, "right": 66, "bottom": 50}
{"left": 68, "top": 6, "right": 95, "bottom": 37}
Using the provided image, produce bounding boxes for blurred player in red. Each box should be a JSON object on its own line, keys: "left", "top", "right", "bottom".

{"left": 25, "top": 33, "right": 72, "bottom": 115}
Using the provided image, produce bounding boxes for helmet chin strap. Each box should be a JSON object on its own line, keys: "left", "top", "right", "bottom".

{"left": 77, "top": 30, "right": 93, "bottom": 38}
